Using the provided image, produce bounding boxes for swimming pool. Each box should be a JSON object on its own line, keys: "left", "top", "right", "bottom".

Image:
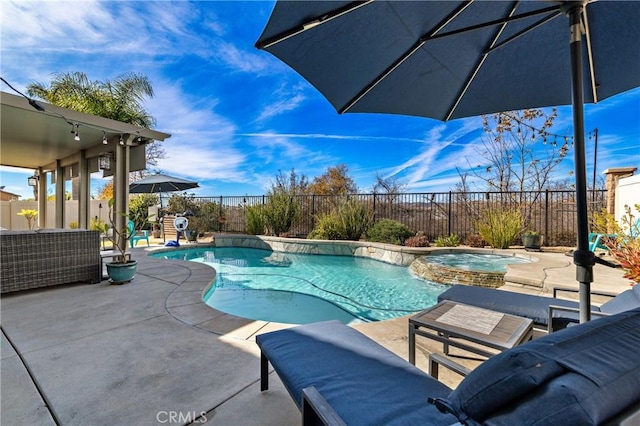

{"left": 151, "top": 247, "right": 447, "bottom": 325}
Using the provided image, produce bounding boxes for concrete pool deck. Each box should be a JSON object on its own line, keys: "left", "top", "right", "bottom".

{"left": 0, "top": 240, "right": 632, "bottom": 425}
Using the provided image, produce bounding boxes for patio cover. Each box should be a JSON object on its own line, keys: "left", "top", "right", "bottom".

{"left": 0, "top": 91, "right": 171, "bottom": 232}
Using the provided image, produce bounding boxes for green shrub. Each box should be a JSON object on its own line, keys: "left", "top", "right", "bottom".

{"left": 69, "top": 221, "right": 79, "bottom": 229}
{"left": 308, "top": 212, "right": 347, "bottom": 240}
{"left": 198, "top": 201, "right": 221, "bottom": 232}
{"left": 166, "top": 193, "right": 198, "bottom": 215}
{"left": 129, "top": 193, "right": 157, "bottom": 229}
{"left": 245, "top": 204, "right": 265, "bottom": 235}
{"left": 366, "top": 219, "right": 413, "bottom": 245}
{"left": 589, "top": 208, "right": 622, "bottom": 235}
{"left": 405, "top": 232, "right": 430, "bottom": 247}
{"left": 435, "top": 233, "right": 460, "bottom": 247}
{"left": 338, "top": 198, "right": 373, "bottom": 241}
{"left": 475, "top": 208, "right": 523, "bottom": 249}
{"left": 263, "top": 191, "right": 299, "bottom": 237}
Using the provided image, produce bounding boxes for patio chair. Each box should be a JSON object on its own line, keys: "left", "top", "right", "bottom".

{"left": 257, "top": 307, "right": 640, "bottom": 426}
{"left": 589, "top": 217, "right": 640, "bottom": 252}
{"left": 588, "top": 232, "right": 616, "bottom": 252}
{"left": 128, "top": 220, "right": 150, "bottom": 248}
{"left": 437, "top": 284, "right": 640, "bottom": 332}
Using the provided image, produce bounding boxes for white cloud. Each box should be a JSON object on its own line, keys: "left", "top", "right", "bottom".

{"left": 241, "top": 131, "right": 428, "bottom": 144}
{"left": 385, "top": 117, "right": 483, "bottom": 186}
{"left": 211, "top": 40, "right": 274, "bottom": 75}
{"left": 253, "top": 81, "right": 310, "bottom": 122}
{"left": 156, "top": 140, "right": 247, "bottom": 182}
{"left": 1, "top": 1, "right": 266, "bottom": 77}
{"left": 245, "top": 133, "right": 336, "bottom": 171}
{"left": 406, "top": 174, "right": 464, "bottom": 192}
{"left": 256, "top": 93, "right": 306, "bottom": 122}
{"left": 144, "top": 80, "right": 252, "bottom": 183}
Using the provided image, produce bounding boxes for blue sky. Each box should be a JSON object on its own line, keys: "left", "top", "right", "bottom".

{"left": 1, "top": 0, "right": 639, "bottom": 199}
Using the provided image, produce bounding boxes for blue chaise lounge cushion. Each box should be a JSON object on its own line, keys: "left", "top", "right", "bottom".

{"left": 256, "top": 320, "right": 458, "bottom": 425}
{"left": 437, "top": 284, "right": 601, "bottom": 327}
{"left": 599, "top": 284, "right": 640, "bottom": 314}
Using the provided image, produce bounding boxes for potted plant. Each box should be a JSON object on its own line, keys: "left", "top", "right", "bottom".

{"left": 105, "top": 198, "right": 138, "bottom": 284}
{"left": 522, "top": 230, "right": 542, "bottom": 251}
{"left": 152, "top": 220, "right": 161, "bottom": 238}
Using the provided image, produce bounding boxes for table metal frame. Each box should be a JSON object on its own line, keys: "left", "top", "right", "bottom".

{"left": 409, "top": 301, "right": 533, "bottom": 363}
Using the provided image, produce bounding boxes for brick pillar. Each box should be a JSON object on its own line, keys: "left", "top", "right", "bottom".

{"left": 603, "top": 167, "right": 637, "bottom": 215}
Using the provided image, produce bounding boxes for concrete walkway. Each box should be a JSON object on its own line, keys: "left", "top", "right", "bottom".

{"left": 0, "top": 243, "right": 631, "bottom": 425}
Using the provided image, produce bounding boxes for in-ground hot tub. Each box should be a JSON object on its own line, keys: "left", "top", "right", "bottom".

{"left": 410, "top": 250, "right": 533, "bottom": 288}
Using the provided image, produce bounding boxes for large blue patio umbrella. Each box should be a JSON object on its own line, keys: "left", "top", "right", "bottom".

{"left": 255, "top": 1, "right": 640, "bottom": 323}
{"left": 129, "top": 173, "right": 199, "bottom": 210}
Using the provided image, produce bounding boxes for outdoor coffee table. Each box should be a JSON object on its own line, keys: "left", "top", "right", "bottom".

{"left": 409, "top": 300, "right": 533, "bottom": 363}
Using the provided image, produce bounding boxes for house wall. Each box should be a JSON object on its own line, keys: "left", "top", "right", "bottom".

{"left": 0, "top": 190, "right": 20, "bottom": 201}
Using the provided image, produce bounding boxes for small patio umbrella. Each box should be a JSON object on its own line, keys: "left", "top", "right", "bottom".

{"left": 129, "top": 173, "right": 199, "bottom": 241}
{"left": 255, "top": 1, "right": 640, "bottom": 323}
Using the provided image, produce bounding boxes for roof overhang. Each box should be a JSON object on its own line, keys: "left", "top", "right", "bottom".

{"left": 0, "top": 91, "right": 171, "bottom": 171}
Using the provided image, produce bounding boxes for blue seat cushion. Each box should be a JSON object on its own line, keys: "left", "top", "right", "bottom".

{"left": 437, "top": 285, "right": 599, "bottom": 327}
{"left": 432, "top": 307, "right": 640, "bottom": 425}
{"left": 256, "top": 320, "right": 458, "bottom": 425}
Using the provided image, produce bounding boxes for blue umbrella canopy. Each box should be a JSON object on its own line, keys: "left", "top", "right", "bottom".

{"left": 256, "top": 1, "right": 640, "bottom": 323}
{"left": 129, "top": 173, "right": 199, "bottom": 213}
{"left": 129, "top": 173, "right": 199, "bottom": 195}
{"left": 256, "top": 1, "right": 639, "bottom": 120}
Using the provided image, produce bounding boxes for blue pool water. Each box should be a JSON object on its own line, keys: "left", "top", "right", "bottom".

{"left": 426, "top": 253, "right": 531, "bottom": 272}
{"left": 151, "top": 247, "right": 448, "bottom": 325}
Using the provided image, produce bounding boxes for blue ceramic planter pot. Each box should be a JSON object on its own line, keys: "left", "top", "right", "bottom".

{"left": 106, "top": 260, "right": 138, "bottom": 284}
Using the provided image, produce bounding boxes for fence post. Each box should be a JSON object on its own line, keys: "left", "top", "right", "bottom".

{"left": 544, "top": 189, "right": 550, "bottom": 243}
{"left": 448, "top": 191, "right": 452, "bottom": 236}
{"left": 373, "top": 193, "right": 377, "bottom": 222}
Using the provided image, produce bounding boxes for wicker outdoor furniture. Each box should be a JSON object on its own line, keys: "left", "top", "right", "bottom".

{"left": 1, "top": 229, "right": 101, "bottom": 293}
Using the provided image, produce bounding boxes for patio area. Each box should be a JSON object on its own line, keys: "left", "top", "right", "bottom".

{"left": 0, "top": 243, "right": 632, "bottom": 425}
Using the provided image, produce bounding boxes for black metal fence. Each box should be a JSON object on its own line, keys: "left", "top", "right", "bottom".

{"left": 184, "top": 190, "right": 606, "bottom": 247}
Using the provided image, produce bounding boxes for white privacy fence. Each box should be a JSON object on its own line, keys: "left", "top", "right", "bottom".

{"left": 0, "top": 200, "right": 112, "bottom": 230}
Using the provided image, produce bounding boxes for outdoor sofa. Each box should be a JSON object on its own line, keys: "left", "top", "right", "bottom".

{"left": 437, "top": 284, "right": 640, "bottom": 332}
{"left": 257, "top": 307, "right": 640, "bottom": 425}
{"left": 0, "top": 229, "right": 101, "bottom": 293}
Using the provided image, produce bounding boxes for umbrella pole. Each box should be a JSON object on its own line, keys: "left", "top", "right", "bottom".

{"left": 568, "top": 5, "right": 595, "bottom": 323}
{"left": 160, "top": 193, "right": 165, "bottom": 243}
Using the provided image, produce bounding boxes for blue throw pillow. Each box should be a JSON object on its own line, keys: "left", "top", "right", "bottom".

{"left": 439, "top": 350, "right": 565, "bottom": 421}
